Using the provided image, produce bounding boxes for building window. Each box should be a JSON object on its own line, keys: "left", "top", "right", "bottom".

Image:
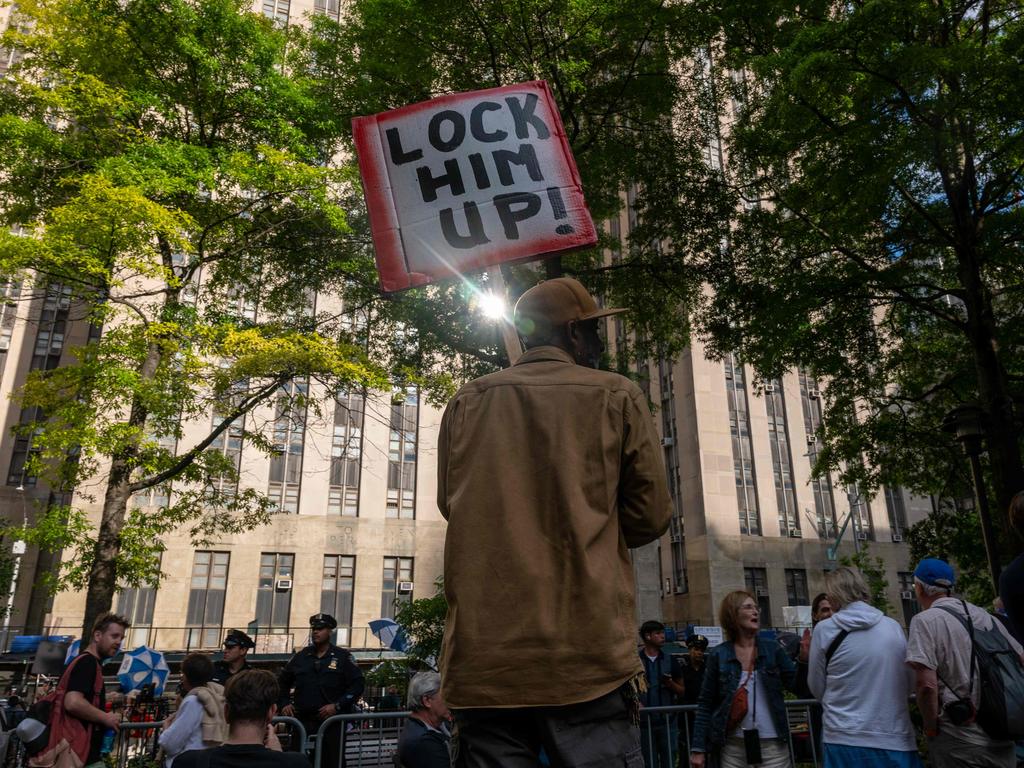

{"left": 744, "top": 567, "right": 772, "bottom": 627}
{"left": 725, "top": 354, "right": 761, "bottom": 535}
{"left": 785, "top": 569, "right": 809, "bottom": 606}
{"left": 330, "top": 390, "right": 363, "bottom": 516}
{"left": 885, "top": 487, "right": 909, "bottom": 540}
{"left": 313, "top": 0, "right": 339, "bottom": 19}
{"left": 321, "top": 555, "right": 355, "bottom": 646}
{"left": 387, "top": 386, "right": 418, "bottom": 519}
{"left": 7, "top": 284, "right": 73, "bottom": 486}
{"left": 268, "top": 378, "right": 307, "bottom": 513}
{"left": 116, "top": 563, "right": 159, "bottom": 649}
{"left": 764, "top": 378, "right": 800, "bottom": 536}
{"left": 255, "top": 553, "right": 294, "bottom": 633}
{"left": 658, "top": 355, "right": 687, "bottom": 593}
{"left": 381, "top": 556, "right": 413, "bottom": 620}
{"left": 0, "top": 277, "right": 23, "bottom": 378}
{"left": 798, "top": 367, "right": 837, "bottom": 539}
{"left": 186, "top": 551, "right": 230, "bottom": 649}
{"left": 848, "top": 482, "right": 874, "bottom": 542}
{"left": 898, "top": 572, "right": 920, "bottom": 626}
{"left": 261, "top": 0, "right": 289, "bottom": 25}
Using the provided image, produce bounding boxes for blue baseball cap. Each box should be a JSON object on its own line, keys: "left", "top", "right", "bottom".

{"left": 913, "top": 558, "right": 955, "bottom": 588}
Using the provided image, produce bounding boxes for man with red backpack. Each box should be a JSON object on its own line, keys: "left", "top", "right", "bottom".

{"left": 30, "top": 612, "right": 129, "bottom": 768}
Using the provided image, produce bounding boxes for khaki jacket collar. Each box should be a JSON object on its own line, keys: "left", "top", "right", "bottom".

{"left": 514, "top": 345, "right": 575, "bottom": 366}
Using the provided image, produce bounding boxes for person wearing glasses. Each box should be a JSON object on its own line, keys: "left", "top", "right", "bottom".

{"left": 212, "top": 630, "right": 256, "bottom": 685}
{"left": 279, "top": 614, "right": 364, "bottom": 767}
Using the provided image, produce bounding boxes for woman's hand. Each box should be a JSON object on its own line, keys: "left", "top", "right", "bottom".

{"left": 690, "top": 752, "right": 705, "bottom": 768}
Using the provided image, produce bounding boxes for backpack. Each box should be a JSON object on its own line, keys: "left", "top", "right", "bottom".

{"left": 25, "top": 652, "right": 103, "bottom": 766}
{"left": 936, "top": 601, "right": 1024, "bottom": 741}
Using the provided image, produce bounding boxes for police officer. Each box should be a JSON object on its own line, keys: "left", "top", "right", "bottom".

{"left": 212, "top": 629, "right": 255, "bottom": 685}
{"left": 279, "top": 614, "right": 364, "bottom": 767}
{"left": 679, "top": 634, "right": 709, "bottom": 754}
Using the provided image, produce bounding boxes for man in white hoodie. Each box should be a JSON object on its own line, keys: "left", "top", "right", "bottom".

{"left": 808, "top": 567, "right": 921, "bottom": 768}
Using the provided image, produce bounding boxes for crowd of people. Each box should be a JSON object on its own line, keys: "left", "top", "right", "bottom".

{"left": 22, "top": 611, "right": 368, "bottom": 768}
{"left": 629, "top": 557, "right": 1024, "bottom": 768}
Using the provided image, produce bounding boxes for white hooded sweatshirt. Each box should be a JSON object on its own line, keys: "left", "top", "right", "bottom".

{"left": 808, "top": 600, "right": 917, "bottom": 751}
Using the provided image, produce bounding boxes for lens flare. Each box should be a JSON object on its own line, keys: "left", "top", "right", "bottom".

{"left": 478, "top": 292, "right": 507, "bottom": 319}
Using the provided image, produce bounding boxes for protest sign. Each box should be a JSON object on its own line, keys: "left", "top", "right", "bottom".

{"left": 353, "top": 81, "right": 598, "bottom": 292}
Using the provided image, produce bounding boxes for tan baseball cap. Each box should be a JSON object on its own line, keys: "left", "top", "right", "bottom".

{"left": 514, "top": 277, "right": 627, "bottom": 336}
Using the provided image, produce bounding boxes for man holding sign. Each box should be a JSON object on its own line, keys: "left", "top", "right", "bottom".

{"left": 437, "top": 277, "right": 671, "bottom": 767}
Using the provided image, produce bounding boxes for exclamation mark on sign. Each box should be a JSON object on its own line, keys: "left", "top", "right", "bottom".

{"left": 547, "top": 187, "right": 574, "bottom": 235}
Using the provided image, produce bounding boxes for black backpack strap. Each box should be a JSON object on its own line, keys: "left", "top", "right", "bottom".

{"left": 824, "top": 629, "right": 849, "bottom": 671}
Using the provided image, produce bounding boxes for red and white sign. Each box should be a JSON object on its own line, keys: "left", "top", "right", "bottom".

{"left": 353, "top": 81, "right": 598, "bottom": 293}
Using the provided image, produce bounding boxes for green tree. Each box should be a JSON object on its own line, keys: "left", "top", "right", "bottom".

{"left": 393, "top": 578, "right": 447, "bottom": 670}
{"left": 679, "top": 0, "right": 1024, "bottom": 551}
{"left": 0, "top": 0, "right": 392, "bottom": 635}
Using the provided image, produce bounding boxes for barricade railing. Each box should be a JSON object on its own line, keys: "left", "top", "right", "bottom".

{"left": 640, "top": 699, "right": 824, "bottom": 768}
{"left": 313, "top": 711, "right": 411, "bottom": 768}
{"left": 271, "top": 716, "right": 309, "bottom": 753}
{"left": 111, "top": 720, "right": 164, "bottom": 768}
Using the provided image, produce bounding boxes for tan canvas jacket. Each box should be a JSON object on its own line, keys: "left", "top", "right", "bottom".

{"left": 437, "top": 346, "right": 672, "bottom": 708}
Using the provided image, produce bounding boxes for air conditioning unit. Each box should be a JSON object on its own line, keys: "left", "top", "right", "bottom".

{"left": 673, "top": 585, "right": 687, "bottom": 594}
{"left": 788, "top": 527, "right": 801, "bottom": 538}
{"left": 275, "top": 578, "right": 293, "bottom": 591}
{"left": 806, "top": 434, "right": 817, "bottom": 445}
{"left": 0, "top": 338, "right": 9, "bottom": 351}
{"left": 755, "top": 586, "right": 769, "bottom": 597}
{"left": 808, "top": 389, "right": 820, "bottom": 399}
{"left": 891, "top": 533, "right": 903, "bottom": 543}
{"left": 661, "top": 437, "right": 675, "bottom": 447}
{"left": 900, "top": 590, "right": 914, "bottom": 600}
{"left": 763, "top": 383, "right": 776, "bottom": 393}
{"left": 398, "top": 581, "right": 414, "bottom": 593}
{"left": 57, "top": 298, "right": 70, "bottom": 310}
{"left": 856, "top": 532, "right": 868, "bottom": 541}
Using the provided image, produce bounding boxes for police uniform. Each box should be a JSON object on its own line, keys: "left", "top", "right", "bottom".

{"left": 279, "top": 613, "right": 364, "bottom": 766}
{"left": 212, "top": 629, "right": 255, "bottom": 685}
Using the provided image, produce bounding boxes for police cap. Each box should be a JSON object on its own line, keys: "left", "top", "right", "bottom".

{"left": 309, "top": 613, "right": 337, "bottom": 630}
{"left": 686, "top": 634, "right": 709, "bottom": 651}
{"left": 223, "top": 629, "right": 256, "bottom": 649}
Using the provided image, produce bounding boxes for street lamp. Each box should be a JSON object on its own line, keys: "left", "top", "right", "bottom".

{"left": 942, "top": 403, "right": 1001, "bottom": 590}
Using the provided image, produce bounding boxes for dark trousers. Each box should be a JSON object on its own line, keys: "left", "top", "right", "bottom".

{"left": 452, "top": 685, "right": 644, "bottom": 768}
{"left": 307, "top": 719, "right": 342, "bottom": 768}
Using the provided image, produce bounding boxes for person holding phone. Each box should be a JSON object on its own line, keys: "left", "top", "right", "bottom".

{"left": 639, "top": 621, "right": 685, "bottom": 768}
{"left": 690, "top": 592, "right": 797, "bottom": 768}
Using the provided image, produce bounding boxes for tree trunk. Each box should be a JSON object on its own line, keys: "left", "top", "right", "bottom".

{"left": 80, "top": 462, "right": 133, "bottom": 638}
{"left": 957, "top": 245, "right": 1024, "bottom": 555}
{"left": 79, "top": 337, "right": 163, "bottom": 639}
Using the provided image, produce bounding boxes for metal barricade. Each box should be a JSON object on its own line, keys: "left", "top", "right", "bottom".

{"left": 271, "top": 716, "right": 309, "bottom": 754}
{"left": 110, "top": 721, "right": 165, "bottom": 768}
{"left": 639, "top": 699, "right": 825, "bottom": 768}
{"left": 313, "top": 711, "right": 411, "bottom": 768}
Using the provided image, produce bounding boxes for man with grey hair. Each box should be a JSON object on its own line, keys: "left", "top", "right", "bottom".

{"left": 396, "top": 672, "right": 451, "bottom": 768}
{"left": 907, "top": 558, "right": 1024, "bottom": 767}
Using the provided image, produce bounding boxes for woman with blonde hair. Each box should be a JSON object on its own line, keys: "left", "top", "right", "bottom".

{"left": 807, "top": 567, "right": 921, "bottom": 768}
{"left": 690, "top": 591, "right": 797, "bottom": 768}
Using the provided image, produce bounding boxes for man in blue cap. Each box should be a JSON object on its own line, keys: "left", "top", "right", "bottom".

{"left": 906, "top": 557, "right": 1023, "bottom": 768}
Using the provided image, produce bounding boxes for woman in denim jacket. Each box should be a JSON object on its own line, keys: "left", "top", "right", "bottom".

{"left": 690, "top": 591, "right": 798, "bottom": 768}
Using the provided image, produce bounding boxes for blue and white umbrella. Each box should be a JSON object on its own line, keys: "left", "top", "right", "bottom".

{"left": 369, "top": 619, "right": 409, "bottom": 653}
{"left": 117, "top": 646, "right": 170, "bottom": 694}
{"left": 64, "top": 639, "right": 80, "bottom": 665}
